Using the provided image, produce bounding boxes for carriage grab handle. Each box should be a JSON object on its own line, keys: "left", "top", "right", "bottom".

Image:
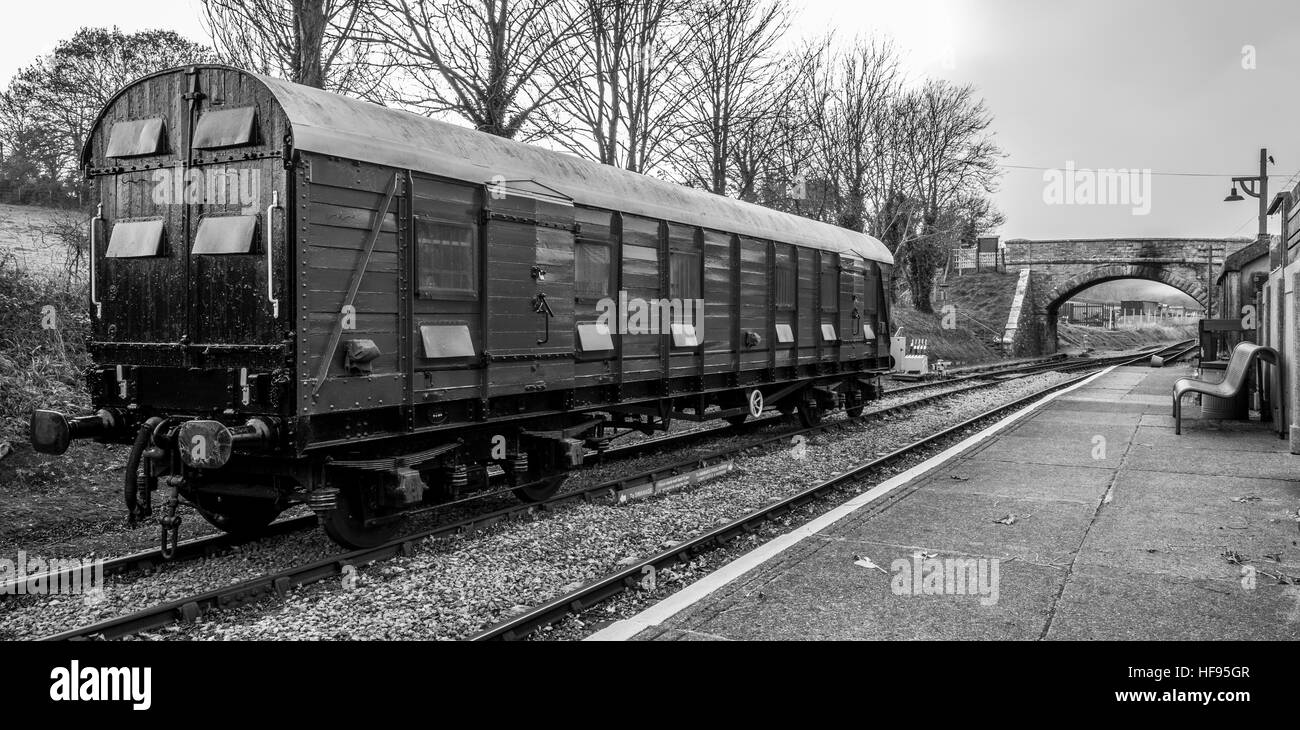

{"left": 266, "top": 191, "right": 281, "bottom": 318}
{"left": 90, "top": 204, "right": 103, "bottom": 318}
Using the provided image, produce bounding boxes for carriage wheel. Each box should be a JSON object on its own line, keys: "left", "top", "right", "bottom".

{"left": 845, "top": 385, "right": 867, "bottom": 418}
{"left": 191, "top": 494, "right": 282, "bottom": 537}
{"left": 725, "top": 414, "right": 748, "bottom": 427}
{"left": 322, "top": 486, "right": 403, "bottom": 549}
{"left": 797, "top": 398, "right": 823, "bottom": 428}
{"left": 513, "top": 473, "right": 569, "bottom": 503}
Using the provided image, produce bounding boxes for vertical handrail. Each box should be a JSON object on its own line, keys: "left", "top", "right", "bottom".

{"left": 266, "top": 190, "right": 281, "bottom": 318}
{"left": 90, "top": 203, "right": 103, "bottom": 318}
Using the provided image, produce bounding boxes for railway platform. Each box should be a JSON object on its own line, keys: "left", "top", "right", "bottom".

{"left": 593, "top": 362, "right": 1300, "bottom": 640}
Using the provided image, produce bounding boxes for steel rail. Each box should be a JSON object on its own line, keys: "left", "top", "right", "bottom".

{"left": 14, "top": 347, "right": 1094, "bottom": 596}
{"left": 39, "top": 341, "right": 1191, "bottom": 640}
{"left": 470, "top": 340, "right": 1197, "bottom": 640}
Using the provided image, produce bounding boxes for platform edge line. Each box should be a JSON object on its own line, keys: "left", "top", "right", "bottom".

{"left": 585, "top": 364, "right": 1120, "bottom": 641}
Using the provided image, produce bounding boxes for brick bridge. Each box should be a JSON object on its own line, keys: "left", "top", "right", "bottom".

{"left": 1001, "top": 237, "right": 1256, "bottom": 353}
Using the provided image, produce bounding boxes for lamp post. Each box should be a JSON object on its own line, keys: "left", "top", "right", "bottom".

{"left": 1223, "top": 147, "right": 1273, "bottom": 246}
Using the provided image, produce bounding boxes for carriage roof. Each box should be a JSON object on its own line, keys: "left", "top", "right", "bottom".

{"left": 93, "top": 66, "right": 893, "bottom": 265}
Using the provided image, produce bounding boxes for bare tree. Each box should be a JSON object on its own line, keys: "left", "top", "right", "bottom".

{"left": 736, "top": 37, "right": 831, "bottom": 217}
{"left": 201, "top": 0, "right": 384, "bottom": 96}
{"left": 540, "top": 0, "right": 699, "bottom": 173}
{"left": 670, "top": 0, "right": 788, "bottom": 195}
{"left": 363, "top": 0, "right": 583, "bottom": 140}
{"left": 0, "top": 28, "right": 215, "bottom": 201}
{"left": 893, "top": 79, "right": 1003, "bottom": 311}
{"left": 813, "top": 37, "right": 904, "bottom": 233}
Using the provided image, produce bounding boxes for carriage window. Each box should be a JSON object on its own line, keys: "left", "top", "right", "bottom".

{"left": 192, "top": 215, "right": 257, "bottom": 254}
{"left": 106, "top": 118, "right": 167, "bottom": 158}
{"left": 863, "top": 263, "right": 879, "bottom": 312}
{"left": 416, "top": 219, "right": 477, "bottom": 298}
{"left": 576, "top": 241, "right": 610, "bottom": 298}
{"left": 192, "top": 107, "right": 258, "bottom": 149}
{"left": 821, "top": 264, "right": 838, "bottom": 309}
{"left": 106, "top": 219, "right": 165, "bottom": 258}
{"left": 775, "top": 249, "right": 795, "bottom": 308}
{"left": 669, "top": 251, "right": 701, "bottom": 300}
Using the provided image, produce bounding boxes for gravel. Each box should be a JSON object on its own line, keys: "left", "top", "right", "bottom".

{"left": 152, "top": 370, "right": 1074, "bottom": 641}
{"left": 0, "top": 369, "right": 1077, "bottom": 640}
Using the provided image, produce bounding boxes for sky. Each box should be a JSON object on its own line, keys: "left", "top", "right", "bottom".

{"left": 2, "top": 0, "right": 1296, "bottom": 254}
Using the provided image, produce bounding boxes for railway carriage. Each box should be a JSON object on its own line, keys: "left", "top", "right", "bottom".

{"left": 30, "top": 65, "right": 895, "bottom": 549}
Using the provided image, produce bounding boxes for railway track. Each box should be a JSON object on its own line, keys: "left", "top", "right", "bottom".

{"left": 471, "top": 340, "right": 1198, "bottom": 641}
{"left": 32, "top": 342, "right": 1190, "bottom": 639}
{"left": 5, "top": 349, "right": 1099, "bottom": 598}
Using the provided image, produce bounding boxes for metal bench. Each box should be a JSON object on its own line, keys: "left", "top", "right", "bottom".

{"left": 1172, "top": 341, "right": 1280, "bottom": 436}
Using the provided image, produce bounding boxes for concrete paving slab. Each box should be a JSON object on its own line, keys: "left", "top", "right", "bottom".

{"left": 1043, "top": 570, "right": 1300, "bottom": 640}
{"left": 831, "top": 489, "right": 1096, "bottom": 562}
{"left": 1072, "top": 470, "right": 1300, "bottom": 581}
{"left": 966, "top": 433, "right": 1122, "bottom": 469}
{"left": 1132, "top": 425, "right": 1287, "bottom": 452}
{"left": 624, "top": 364, "right": 1300, "bottom": 642}
{"left": 1033, "top": 409, "right": 1143, "bottom": 426}
{"left": 1002, "top": 418, "right": 1137, "bottom": 444}
{"left": 1073, "top": 388, "right": 1143, "bottom": 399}
{"left": 913, "top": 458, "right": 1116, "bottom": 504}
{"left": 642, "top": 536, "right": 1064, "bottom": 641}
{"left": 1045, "top": 398, "right": 1151, "bottom": 414}
{"left": 1112, "top": 394, "right": 1174, "bottom": 405}
{"left": 1124, "top": 447, "right": 1298, "bottom": 480}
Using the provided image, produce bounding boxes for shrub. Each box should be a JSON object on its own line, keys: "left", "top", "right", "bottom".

{"left": 0, "top": 249, "right": 90, "bottom": 442}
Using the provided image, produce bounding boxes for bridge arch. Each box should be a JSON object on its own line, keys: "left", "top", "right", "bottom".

{"left": 1041, "top": 263, "right": 1208, "bottom": 316}
{"left": 1034, "top": 264, "right": 1207, "bottom": 354}
{"left": 1001, "top": 237, "right": 1253, "bottom": 355}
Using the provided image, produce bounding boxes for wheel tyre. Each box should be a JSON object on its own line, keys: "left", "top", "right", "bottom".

{"left": 513, "top": 473, "right": 568, "bottom": 503}
{"left": 845, "top": 385, "right": 867, "bottom": 418}
{"left": 797, "top": 399, "right": 822, "bottom": 428}
{"left": 321, "top": 488, "right": 403, "bottom": 549}
{"left": 192, "top": 495, "right": 282, "bottom": 537}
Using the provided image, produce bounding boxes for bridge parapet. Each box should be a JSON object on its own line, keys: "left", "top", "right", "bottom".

{"left": 998, "top": 237, "right": 1255, "bottom": 354}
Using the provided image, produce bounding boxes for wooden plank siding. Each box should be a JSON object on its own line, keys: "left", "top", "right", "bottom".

{"left": 294, "top": 157, "right": 891, "bottom": 423}
{"left": 412, "top": 175, "right": 481, "bottom": 404}
{"left": 620, "top": 214, "right": 664, "bottom": 382}
{"left": 702, "top": 229, "right": 735, "bottom": 376}
{"left": 794, "top": 245, "right": 814, "bottom": 367}
{"left": 301, "top": 156, "right": 404, "bottom": 413}
{"left": 87, "top": 66, "right": 290, "bottom": 348}
{"left": 666, "top": 221, "right": 701, "bottom": 379}
{"left": 573, "top": 207, "right": 617, "bottom": 391}
{"left": 737, "top": 237, "right": 772, "bottom": 372}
